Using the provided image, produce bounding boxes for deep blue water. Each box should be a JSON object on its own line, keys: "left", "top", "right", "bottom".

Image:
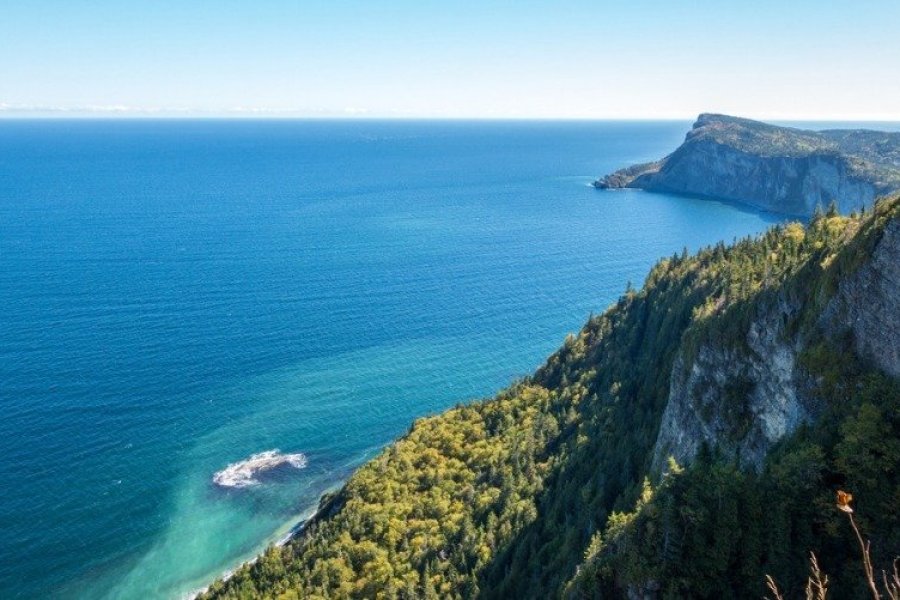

{"left": 0, "top": 120, "right": 783, "bottom": 599}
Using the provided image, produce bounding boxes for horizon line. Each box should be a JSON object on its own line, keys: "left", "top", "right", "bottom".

{"left": 2, "top": 104, "right": 900, "bottom": 123}
{"left": 3, "top": 114, "right": 900, "bottom": 123}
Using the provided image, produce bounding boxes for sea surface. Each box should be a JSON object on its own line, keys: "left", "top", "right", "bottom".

{"left": 0, "top": 120, "right": 785, "bottom": 599}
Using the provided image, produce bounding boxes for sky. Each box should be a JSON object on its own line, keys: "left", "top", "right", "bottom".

{"left": 1, "top": 0, "right": 899, "bottom": 120}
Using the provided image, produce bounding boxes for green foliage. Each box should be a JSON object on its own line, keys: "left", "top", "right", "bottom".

{"left": 202, "top": 197, "right": 899, "bottom": 599}
{"left": 686, "top": 114, "right": 900, "bottom": 188}
{"left": 201, "top": 384, "right": 564, "bottom": 599}
{"left": 565, "top": 364, "right": 899, "bottom": 599}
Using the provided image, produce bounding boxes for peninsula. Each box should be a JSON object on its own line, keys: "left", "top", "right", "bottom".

{"left": 595, "top": 114, "right": 900, "bottom": 216}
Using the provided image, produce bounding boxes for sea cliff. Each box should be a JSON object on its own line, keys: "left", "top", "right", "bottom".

{"left": 202, "top": 197, "right": 900, "bottom": 600}
{"left": 595, "top": 114, "right": 900, "bottom": 216}
{"left": 653, "top": 214, "right": 900, "bottom": 473}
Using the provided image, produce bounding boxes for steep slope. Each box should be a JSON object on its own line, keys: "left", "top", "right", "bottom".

{"left": 595, "top": 114, "right": 900, "bottom": 217}
{"left": 653, "top": 211, "right": 900, "bottom": 473}
{"left": 202, "top": 197, "right": 899, "bottom": 600}
{"left": 567, "top": 199, "right": 900, "bottom": 598}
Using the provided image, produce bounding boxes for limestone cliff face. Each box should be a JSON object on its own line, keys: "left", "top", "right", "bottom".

{"left": 651, "top": 293, "right": 812, "bottom": 472}
{"left": 820, "top": 218, "right": 900, "bottom": 378}
{"left": 629, "top": 141, "right": 881, "bottom": 216}
{"left": 652, "top": 213, "right": 900, "bottom": 472}
{"left": 596, "top": 114, "right": 900, "bottom": 217}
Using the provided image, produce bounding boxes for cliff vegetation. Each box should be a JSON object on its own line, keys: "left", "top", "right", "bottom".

{"left": 595, "top": 114, "right": 900, "bottom": 217}
{"left": 202, "top": 196, "right": 900, "bottom": 599}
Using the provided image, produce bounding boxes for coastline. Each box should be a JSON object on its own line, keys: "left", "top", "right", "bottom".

{"left": 595, "top": 187, "right": 801, "bottom": 221}
{"left": 3, "top": 121, "right": 793, "bottom": 600}
{"left": 186, "top": 493, "right": 334, "bottom": 600}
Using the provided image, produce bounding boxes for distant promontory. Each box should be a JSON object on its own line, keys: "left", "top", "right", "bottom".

{"left": 595, "top": 113, "right": 900, "bottom": 216}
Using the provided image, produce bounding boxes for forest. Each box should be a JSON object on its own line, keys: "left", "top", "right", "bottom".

{"left": 202, "top": 197, "right": 899, "bottom": 599}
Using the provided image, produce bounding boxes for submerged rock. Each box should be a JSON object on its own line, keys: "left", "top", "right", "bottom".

{"left": 213, "top": 450, "right": 307, "bottom": 488}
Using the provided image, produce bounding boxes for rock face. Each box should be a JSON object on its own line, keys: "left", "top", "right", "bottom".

{"left": 820, "top": 218, "right": 900, "bottom": 377}
{"left": 596, "top": 114, "right": 900, "bottom": 217}
{"left": 651, "top": 295, "right": 812, "bottom": 472}
{"left": 652, "top": 210, "right": 900, "bottom": 472}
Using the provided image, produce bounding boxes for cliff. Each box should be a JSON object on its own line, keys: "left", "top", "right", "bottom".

{"left": 567, "top": 198, "right": 900, "bottom": 598}
{"left": 653, "top": 214, "right": 900, "bottom": 473}
{"left": 202, "top": 197, "right": 900, "bottom": 600}
{"left": 595, "top": 114, "right": 900, "bottom": 216}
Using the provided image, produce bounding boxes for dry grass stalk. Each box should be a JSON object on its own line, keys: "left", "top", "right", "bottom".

{"left": 764, "top": 491, "right": 899, "bottom": 600}
{"left": 805, "top": 553, "right": 828, "bottom": 600}
{"left": 766, "top": 574, "right": 786, "bottom": 600}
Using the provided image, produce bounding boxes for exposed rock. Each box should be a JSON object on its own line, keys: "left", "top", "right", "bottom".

{"left": 652, "top": 294, "right": 813, "bottom": 472}
{"left": 652, "top": 207, "right": 900, "bottom": 472}
{"left": 596, "top": 114, "right": 900, "bottom": 217}
{"left": 820, "top": 217, "right": 900, "bottom": 377}
{"left": 594, "top": 160, "right": 661, "bottom": 189}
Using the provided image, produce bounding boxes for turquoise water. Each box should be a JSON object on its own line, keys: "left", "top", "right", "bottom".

{"left": 0, "top": 120, "right": 781, "bottom": 599}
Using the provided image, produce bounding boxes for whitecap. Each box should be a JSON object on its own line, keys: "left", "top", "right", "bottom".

{"left": 212, "top": 450, "right": 307, "bottom": 488}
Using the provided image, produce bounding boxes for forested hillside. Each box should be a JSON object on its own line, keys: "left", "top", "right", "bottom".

{"left": 202, "top": 197, "right": 899, "bottom": 599}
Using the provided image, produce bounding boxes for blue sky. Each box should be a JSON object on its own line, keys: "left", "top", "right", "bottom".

{"left": 1, "top": 0, "right": 898, "bottom": 119}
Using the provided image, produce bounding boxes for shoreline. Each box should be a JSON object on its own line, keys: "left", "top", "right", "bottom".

{"left": 186, "top": 486, "right": 340, "bottom": 600}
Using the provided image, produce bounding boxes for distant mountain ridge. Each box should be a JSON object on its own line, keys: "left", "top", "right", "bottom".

{"left": 595, "top": 114, "right": 900, "bottom": 216}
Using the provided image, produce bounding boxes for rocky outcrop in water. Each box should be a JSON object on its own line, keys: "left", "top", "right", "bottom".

{"left": 596, "top": 114, "right": 900, "bottom": 217}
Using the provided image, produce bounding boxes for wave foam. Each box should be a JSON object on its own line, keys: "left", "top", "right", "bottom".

{"left": 213, "top": 450, "right": 307, "bottom": 488}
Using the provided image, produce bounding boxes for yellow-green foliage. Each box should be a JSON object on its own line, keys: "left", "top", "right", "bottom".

{"left": 202, "top": 384, "right": 564, "bottom": 599}
{"left": 204, "top": 197, "right": 899, "bottom": 600}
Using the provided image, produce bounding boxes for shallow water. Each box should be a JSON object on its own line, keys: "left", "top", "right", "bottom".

{"left": 0, "top": 120, "right": 783, "bottom": 598}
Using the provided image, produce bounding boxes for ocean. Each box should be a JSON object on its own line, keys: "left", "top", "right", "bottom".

{"left": 0, "top": 120, "right": 783, "bottom": 599}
